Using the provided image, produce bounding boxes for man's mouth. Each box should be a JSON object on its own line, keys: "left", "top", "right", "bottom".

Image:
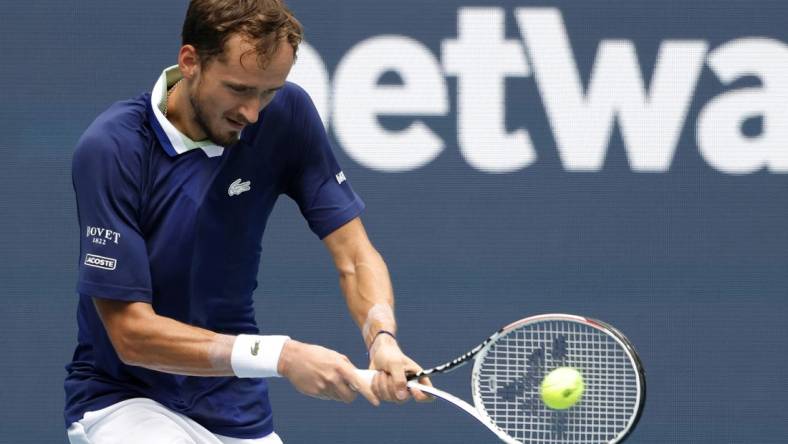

{"left": 226, "top": 117, "right": 245, "bottom": 130}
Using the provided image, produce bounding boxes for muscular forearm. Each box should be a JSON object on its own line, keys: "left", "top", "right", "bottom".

{"left": 324, "top": 220, "right": 432, "bottom": 403}
{"left": 94, "top": 298, "right": 288, "bottom": 378}
{"left": 337, "top": 247, "right": 397, "bottom": 347}
{"left": 323, "top": 219, "right": 398, "bottom": 348}
{"left": 110, "top": 310, "right": 235, "bottom": 376}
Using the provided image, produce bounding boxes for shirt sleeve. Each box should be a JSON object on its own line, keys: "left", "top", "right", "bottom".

{"left": 284, "top": 85, "right": 365, "bottom": 239}
{"left": 72, "top": 130, "right": 153, "bottom": 302}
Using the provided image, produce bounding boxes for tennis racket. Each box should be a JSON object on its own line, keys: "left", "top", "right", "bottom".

{"left": 357, "top": 313, "right": 645, "bottom": 444}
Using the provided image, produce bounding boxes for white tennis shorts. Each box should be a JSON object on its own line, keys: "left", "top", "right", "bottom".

{"left": 66, "top": 398, "right": 284, "bottom": 444}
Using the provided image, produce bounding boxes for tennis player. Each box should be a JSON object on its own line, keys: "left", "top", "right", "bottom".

{"left": 64, "top": 1, "right": 430, "bottom": 442}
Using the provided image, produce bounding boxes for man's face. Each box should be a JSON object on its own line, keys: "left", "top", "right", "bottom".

{"left": 187, "top": 35, "right": 294, "bottom": 146}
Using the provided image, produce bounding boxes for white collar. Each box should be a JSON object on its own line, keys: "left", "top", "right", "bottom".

{"left": 150, "top": 65, "right": 225, "bottom": 158}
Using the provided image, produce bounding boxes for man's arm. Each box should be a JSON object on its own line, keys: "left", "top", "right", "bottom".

{"left": 93, "top": 298, "right": 379, "bottom": 404}
{"left": 93, "top": 298, "right": 234, "bottom": 376}
{"left": 323, "top": 217, "right": 432, "bottom": 402}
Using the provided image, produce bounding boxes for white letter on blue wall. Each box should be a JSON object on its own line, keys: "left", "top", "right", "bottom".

{"left": 443, "top": 7, "right": 535, "bottom": 173}
{"left": 517, "top": 8, "right": 706, "bottom": 172}
{"left": 697, "top": 38, "right": 788, "bottom": 174}
{"left": 333, "top": 36, "right": 448, "bottom": 172}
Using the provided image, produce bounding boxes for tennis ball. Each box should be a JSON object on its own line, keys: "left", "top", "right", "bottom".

{"left": 540, "top": 367, "right": 585, "bottom": 410}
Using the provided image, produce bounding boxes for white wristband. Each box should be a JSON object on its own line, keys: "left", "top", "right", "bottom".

{"left": 231, "top": 334, "right": 290, "bottom": 378}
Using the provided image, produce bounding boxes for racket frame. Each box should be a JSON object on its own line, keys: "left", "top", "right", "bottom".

{"left": 409, "top": 313, "right": 646, "bottom": 444}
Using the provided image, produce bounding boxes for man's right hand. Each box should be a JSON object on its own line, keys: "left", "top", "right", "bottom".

{"left": 277, "top": 340, "right": 380, "bottom": 406}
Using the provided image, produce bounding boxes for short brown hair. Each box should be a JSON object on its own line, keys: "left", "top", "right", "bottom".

{"left": 182, "top": 0, "right": 303, "bottom": 67}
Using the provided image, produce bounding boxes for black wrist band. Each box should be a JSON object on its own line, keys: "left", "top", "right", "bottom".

{"left": 368, "top": 329, "right": 397, "bottom": 352}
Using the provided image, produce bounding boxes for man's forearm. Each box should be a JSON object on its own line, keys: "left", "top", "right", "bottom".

{"left": 93, "top": 297, "right": 380, "bottom": 404}
{"left": 337, "top": 247, "right": 397, "bottom": 348}
{"left": 94, "top": 298, "right": 287, "bottom": 378}
{"left": 114, "top": 312, "right": 236, "bottom": 376}
{"left": 323, "top": 218, "right": 399, "bottom": 347}
{"left": 324, "top": 220, "right": 431, "bottom": 403}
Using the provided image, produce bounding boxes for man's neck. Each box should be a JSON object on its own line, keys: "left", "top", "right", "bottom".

{"left": 166, "top": 81, "right": 208, "bottom": 142}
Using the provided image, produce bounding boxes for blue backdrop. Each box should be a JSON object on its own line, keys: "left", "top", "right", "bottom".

{"left": 1, "top": 1, "right": 787, "bottom": 442}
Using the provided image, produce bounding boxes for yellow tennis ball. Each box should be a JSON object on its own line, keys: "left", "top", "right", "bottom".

{"left": 540, "top": 367, "right": 585, "bottom": 410}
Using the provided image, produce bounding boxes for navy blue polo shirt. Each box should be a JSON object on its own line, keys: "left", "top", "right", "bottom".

{"left": 64, "top": 67, "right": 364, "bottom": 438}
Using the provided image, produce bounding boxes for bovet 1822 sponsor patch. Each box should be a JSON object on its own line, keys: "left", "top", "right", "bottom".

{"left": 86, "top": 226, "right": 121, "bottom": 246}
{"left": 84, "top": 254, "right": 117, "bottom": 270}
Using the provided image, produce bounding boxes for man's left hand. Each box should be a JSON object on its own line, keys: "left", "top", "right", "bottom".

{"left": 368, "top": 333, "right": 434, "bottom": 403}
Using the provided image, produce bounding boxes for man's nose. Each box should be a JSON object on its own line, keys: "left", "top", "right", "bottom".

{"left": 238, "top": 97, "right": 261, "bottom": 125}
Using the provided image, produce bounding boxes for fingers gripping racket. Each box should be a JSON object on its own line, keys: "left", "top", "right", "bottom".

{"left": 358, "top": 314, "right": 645, "bottom": 444}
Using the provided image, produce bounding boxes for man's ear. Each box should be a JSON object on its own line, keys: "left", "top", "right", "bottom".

{"left": 178, "top": 44, "right": 201, "bottom": 80}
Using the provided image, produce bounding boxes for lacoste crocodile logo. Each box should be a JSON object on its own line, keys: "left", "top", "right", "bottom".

{"left": 228, "top": 178, "right": 251, "bottom": 196}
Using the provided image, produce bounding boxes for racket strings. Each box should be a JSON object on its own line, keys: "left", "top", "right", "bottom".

{"left": 474, "top": 320, "right": 640, "bottom": 444}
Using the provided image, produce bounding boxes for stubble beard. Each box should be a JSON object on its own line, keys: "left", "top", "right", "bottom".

{"left": 189, "top": 88, "right": 240, "bottom": 148}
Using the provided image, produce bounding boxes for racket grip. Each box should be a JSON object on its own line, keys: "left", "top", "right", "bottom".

{"left": 355, "top": 369, "right": 377, "bottom": 388}
{"left": 355, "top": 369, "right": 421, "bottom": 389}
